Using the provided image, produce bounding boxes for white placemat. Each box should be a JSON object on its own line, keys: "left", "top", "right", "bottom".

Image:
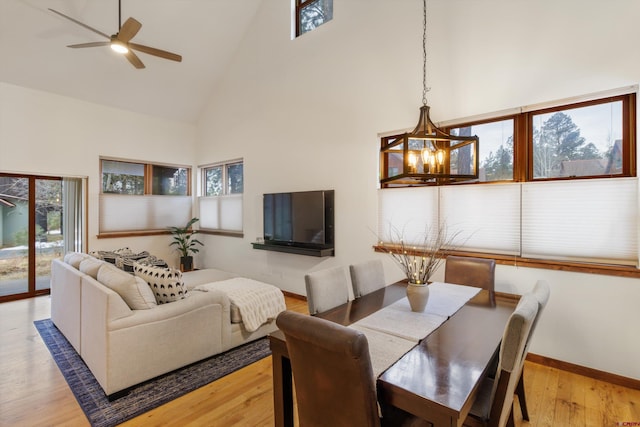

{"left": 351, "top": 282, "right": 481, "bottom": 342}
{"left": 425, "top": 282, "right": 481, "bottom": 317}
{"left": 351, "top": 299, "right": 447, "bottom": 342}
{"left": 348, "top": 324, "right": 417, "bottom": 378}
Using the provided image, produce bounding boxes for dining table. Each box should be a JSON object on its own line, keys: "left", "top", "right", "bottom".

{"left": 269, "top": 281, "right": 517, "bottom": 427}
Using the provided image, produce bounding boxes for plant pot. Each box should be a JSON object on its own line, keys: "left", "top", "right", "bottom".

{"left": 180, "top": 256, "right": 193, "bottom": 272}
{"left": 406, "top": 282, "right": 430, "bottom": 312}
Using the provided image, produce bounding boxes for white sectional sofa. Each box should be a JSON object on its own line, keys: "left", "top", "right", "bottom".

{"left": 50, "top": 253, "right": 283, "bottom": 398}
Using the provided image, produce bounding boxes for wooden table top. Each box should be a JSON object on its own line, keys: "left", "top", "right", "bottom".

{"left": 376, "top": 284, "right": 516, "bottom": 425}
{"left": 269, "top": 281, "right": 516, "bottom": 427}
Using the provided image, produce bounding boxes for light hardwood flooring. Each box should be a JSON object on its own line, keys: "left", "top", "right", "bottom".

{"left": 1, "top": 295, "right": 639, "bottom": 426}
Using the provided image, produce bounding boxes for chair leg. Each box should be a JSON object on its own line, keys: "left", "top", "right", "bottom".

{"left": 516, "top": 371, "right": 530, "bottom": 421}
{"left": 506, "top": 405, "right": 515, "bottom": 427}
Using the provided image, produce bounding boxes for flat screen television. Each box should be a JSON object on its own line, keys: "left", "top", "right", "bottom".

{"left": 263, "top": 190, "right": 334, "bottom": 249}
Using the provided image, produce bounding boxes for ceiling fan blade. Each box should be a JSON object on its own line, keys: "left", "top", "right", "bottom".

{"left": 129, "top": 43, "right": 182, "bottom": 62}
{"left": 117, "top": 17, "right": 142, "bottom": 43}
{"left": 124, "top": 50, "right": 145, "bottom": 69}
{"left": 67, "top": 41, "right": 111, "bottom": 49}
{"left": 48, "top": 8, "right": 110, "bottom": 40}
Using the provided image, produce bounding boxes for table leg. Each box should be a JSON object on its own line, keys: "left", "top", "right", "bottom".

{"left": 271, "top": 346, "right": 294, "bottom": 427}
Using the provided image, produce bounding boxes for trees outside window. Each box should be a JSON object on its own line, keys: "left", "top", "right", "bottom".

{"left": 295, "top": 0, "right": 333, "bottom": 37}
{"left": 101, "top": 159, "right": 190, "bottom": 196}
{"left": 439, "top": 93, "right": 634, "bottom": 184}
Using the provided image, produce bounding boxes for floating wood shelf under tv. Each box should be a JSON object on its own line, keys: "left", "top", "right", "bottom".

{"left": 251, "top": 242, "right": 334, "bottom": 257}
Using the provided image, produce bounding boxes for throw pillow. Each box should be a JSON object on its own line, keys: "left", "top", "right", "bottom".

{"left": 136, "top": 255, "right": 168, "bottom": 268}
{"left": 133, "top": 262, "right": 189, "bottom": 304}
{"left": 115, "top": 251, "right": 150, "bottom": 272}
{"left": 97, "top": 263, "right": 157, "bottom": 310}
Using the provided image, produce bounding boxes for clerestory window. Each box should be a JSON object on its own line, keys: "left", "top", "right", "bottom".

{"left": 294, "top": 0, "right": 333, "bottom": 37}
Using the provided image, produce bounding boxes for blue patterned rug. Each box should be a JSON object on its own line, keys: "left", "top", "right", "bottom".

{"left": 34, "top": 319, "right": 271, "bottom": 427}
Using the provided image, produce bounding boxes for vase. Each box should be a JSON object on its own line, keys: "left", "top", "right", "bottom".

{"left": 406, "top": 281, "right": 430, "bottom": 312}
{"left": 180, "top": 256, "right": 193, "bottom": 272}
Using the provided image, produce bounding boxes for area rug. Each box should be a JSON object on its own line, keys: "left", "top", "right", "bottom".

{"left": 34, "top": 319, "right": 271, "bottom": 427}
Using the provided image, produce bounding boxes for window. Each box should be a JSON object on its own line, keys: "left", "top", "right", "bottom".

{"left": 531, "top": 100, "right": 625, "bottom": 179}
{"left": 294, "top": 0, "right": 333, "bottom": 37}
{"left": 99, "top": 158, "right": 192, "bottom": 236}
{"left": 378, "top": 88, "right": 639, "bottom": 273}
{"left": 199, "top": 160, "right": 244, "bottom": 235}
{"left": 451, "top": 119, "right": 515, "bottom": 182}
{"left": 204, "top": 161, "right": 243, "bottom": 197}
{"left": 442, "top": 92, "right": 635, "bottom": 183}
{"left": 0, "top": 173, "right": 85, "bottom": 302}
{"left": 101, "top": 159, "right": 189, "bottom": 196}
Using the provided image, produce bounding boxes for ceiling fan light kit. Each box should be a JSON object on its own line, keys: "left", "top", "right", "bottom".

{"left": 49, "top": 0, "right": 182, "bottom": 69}
{"left": 110, "top": 40, "right": 129, "bottom": 54}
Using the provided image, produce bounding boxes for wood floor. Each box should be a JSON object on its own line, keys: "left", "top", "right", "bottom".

{"left": 1, "top": 295, "right": 639, "bottom": 426}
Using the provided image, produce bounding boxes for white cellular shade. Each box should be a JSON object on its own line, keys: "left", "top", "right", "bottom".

{"left": 99, "top": 195, "right": 192, "bottom": 232}
{"left": 199, "top": 194, "right": 243, "bottom": 232}
{"left": 521, "top": 178, "right": 638, "bottom": 265}
{"left": 378, "top": 187, "right": 438, "bottom": 245}
{"left": 440, "top": 183, "right": 521, "bottom": 254}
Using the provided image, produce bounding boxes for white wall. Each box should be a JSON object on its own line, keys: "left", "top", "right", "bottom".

{"left": 2, "top": 0, "right": 638, "bottom": 383}
{"left": 196, "top": 0, "right": 640, "bottom": 381}
{"left": 0, "top": 82, "right": 197, "bottom": 264}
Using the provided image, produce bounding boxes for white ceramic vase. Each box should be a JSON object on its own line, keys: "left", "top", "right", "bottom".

{"left": 406, "top": 282, "right": 430, "bottom": 312}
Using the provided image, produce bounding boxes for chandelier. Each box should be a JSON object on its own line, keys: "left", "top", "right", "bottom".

{"left": 380, "top": 0, "right": 479, "bottom": 187}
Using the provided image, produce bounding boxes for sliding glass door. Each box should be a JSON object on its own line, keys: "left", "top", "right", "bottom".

{"left": 0, "top": 174, "right": 66, "bottom": 301}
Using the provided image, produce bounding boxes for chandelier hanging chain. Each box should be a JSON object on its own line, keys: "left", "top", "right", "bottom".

{"left": 422, "top": 0, "right": 430, "bottom": 107}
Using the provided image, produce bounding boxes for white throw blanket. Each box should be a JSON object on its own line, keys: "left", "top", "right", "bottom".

{"left": 195, "top": 278, "right": 286, "bottom": 332}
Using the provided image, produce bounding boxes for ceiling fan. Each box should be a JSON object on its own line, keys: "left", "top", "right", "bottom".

{"left": 48, "top": 0, "right": 182, "bottom": 69}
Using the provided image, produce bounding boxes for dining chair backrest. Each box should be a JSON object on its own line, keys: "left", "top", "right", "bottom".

{"left": 444, "top": 255, "right": 496, "bottom": 300}
{"left": 490, "top": 293, "right": 539, "bottom": 427}
{"left": 275, "top": 310, "right": 381, "bottom": 427}
{"left": 512, "top": 279, "right": 551, "bottom": 422}
{"left": 529, "top": 279, "right": 550, "bottom": 338}
{"left": 304, "top": 266, "right": 350, "bottom": 315}
{"left": 349, "top": 259, "right": 386, "bottom": 298}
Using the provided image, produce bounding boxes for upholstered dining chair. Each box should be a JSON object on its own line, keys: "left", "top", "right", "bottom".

{"left": 349, "top": 259, "right": 386, "bottom": 298}
{"left": 464, "top": 293, "right": 539, "bottom": 427}
{"left": 514, "top": 280, "right": 551, "bottom": 421}
{"left": 304, "top": 266, "right": 350, "bottom": 315}
{"left": 444, "top": 255, "right": 496, "bottom": 301}
{"left": 276, "top": 311, "right": 424, "bottom": 427}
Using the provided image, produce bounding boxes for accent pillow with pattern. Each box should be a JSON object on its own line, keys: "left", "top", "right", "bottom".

{"left": 133, "top": 262, "right": 189, "bottom": 304}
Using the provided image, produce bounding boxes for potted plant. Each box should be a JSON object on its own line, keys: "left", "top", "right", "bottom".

{"left": 377, "top": 222, "right": 461, "bottom": 312}
{"left": 169, "top": 217, "right": 203, "bottom": 272}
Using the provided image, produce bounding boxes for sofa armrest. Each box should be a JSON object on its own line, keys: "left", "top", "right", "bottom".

{"left": 50, "top": 259, "right": 83, "bottom": 353}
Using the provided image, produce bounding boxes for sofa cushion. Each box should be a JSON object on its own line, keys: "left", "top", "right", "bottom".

{"left": 79, "top": 257, "right": 105, "bottom": 279}
{"left": 64, "top": 252, "right": 90, "bottom": 269}
{"left": 97, "top": 263, "right": 157, "bottom": 310}
{"left": 133, "top": 262, "right": 189, "bottom": 304}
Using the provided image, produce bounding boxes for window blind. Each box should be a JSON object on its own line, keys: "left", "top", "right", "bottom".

{"left": 378, "top": 177, "right": 638, "bottom": 266}
{"left": 440, "top": 183, "right": 521, "bottom": 255}
{"left": 62, "top": 177, "right": 87, "bottom": 253}
{"left": 521, "top": 178, "right": 638, "bottom": 266}
{"left": 99, "top": 194, "right": 192, "bottom": 232}
{"left": 377, "top": 187, "right": 438, "bottom": 245}
{"left": 199, "top": 194, "right": 243, "bottom": 232}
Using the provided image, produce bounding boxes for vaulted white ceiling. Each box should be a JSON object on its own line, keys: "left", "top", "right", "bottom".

{"left": 0, "top": 0, "right": 263, "bottom": 123}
